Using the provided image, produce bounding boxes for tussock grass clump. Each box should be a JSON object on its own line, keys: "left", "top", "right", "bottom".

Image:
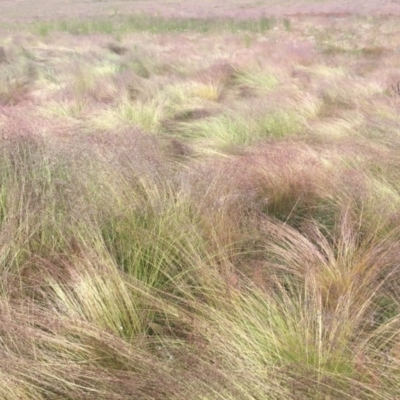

{"left": 234, "top": 69, "right": 279, "bottom": 94}
{"left": 171, "top": 107, "right": 302, "bottom": 150}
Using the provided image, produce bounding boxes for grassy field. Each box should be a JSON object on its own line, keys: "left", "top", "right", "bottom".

{"left": 2, "top": 9, "right": 400, "bottom": 399}
{"left": 1, "top": 0, "right": 399, "bottom": 22}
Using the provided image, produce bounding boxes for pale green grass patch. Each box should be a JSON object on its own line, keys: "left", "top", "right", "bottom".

{"left": 363, "top": 174, "right": 400, "bottom": 231}
{"left": 45, "top": 257, "right": 145, "bottom": 337}
{"left": 90, "top": 98, "right": 165, "bottom": 132}
{"left": 161, "top": 81, "right": 213, "bottom": 112}
{"left": 319, "top": 79, "right": 383, "bottom": 119}
{"left": 180, "top": 113, "right": 256, "bottom": 146}
{"left": 235, "top": 69, "right": 279, "bottom": 93}
{"left": 311, "top": 111, "right": 364, "bottom": 138}
{"left": 28, "top": 15, "right": 277, "bottom": 36}
{"left": 312, "top": 65, "right": 347, "bottom": 78}
{"left": 120, "top": 57, "right": 152, "bottom": 79}
{"left": 296, "top": 93, "right": 324, "bottom": 120}
{"left": 44, "top": 98, "right": 87, "bottom": 119}
{"left": 70, "top": 65, "right": 97, "bottom": 97}
{"left": 178, "top": 107, "right": 302, "bottom": 148}
{"left": 258, "top": 109, "right": 302, "bottom": 137}
{"left": 93, "top": 62, "right": 121, "bottom": 76}
{"left": 191, "top": 82, "right": 224, "bottom": 102}
{"left": 209, "top": 286, "right": 356, "bottom": 379}
{"left": 116, "top": 99, "right": 164, "bottom": 132}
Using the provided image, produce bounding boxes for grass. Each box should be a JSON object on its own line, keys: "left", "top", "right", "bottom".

{"left": 174, "top": 108, "right": 301, "bottom": 149}
{"left": 27, "top": 14, "right": 277, "bottom": 37}
{"left": 234, "top": 69, "right": 279, "bottom": 93}
{"left": 2, "top": 11, "right": 400, "bottom": 400}
{"left": 0, "top": 59, "right": 35, "bottom": 105}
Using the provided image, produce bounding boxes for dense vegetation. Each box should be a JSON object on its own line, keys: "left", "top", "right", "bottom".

{"left": 1, "top": 14, "right": 400, "bottom": 399}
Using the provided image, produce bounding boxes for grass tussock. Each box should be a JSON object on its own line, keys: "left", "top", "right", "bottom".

{"left": 2, "top": 12, "right": 400, "bottom": 400}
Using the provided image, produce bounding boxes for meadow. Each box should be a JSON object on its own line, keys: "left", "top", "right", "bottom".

{"left": 1, "top": 9, "right": 400, "bottom": 399}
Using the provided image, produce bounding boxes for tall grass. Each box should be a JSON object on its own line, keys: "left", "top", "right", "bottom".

{"left": 3, "top": 130, "right": 400, "bottom": 398}
{"left": 2, "top": 13, "right": 400, "bottom": 400}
